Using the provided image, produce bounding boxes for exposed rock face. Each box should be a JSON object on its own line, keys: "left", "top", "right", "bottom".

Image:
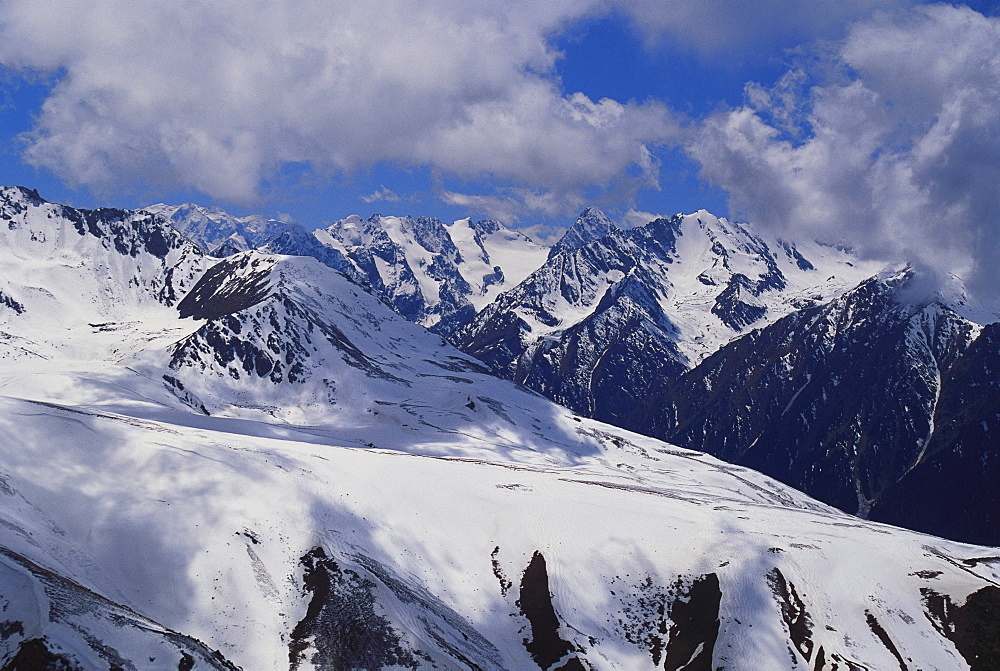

{"left": 458, "top": 210, "right": 873, "bottom": 425}
{"left": 289, "top": 548, "right": 422, "bottom": 671}
{"left": 517, "top": 551, "right": 585, "bottom": 670}
{"left": 546, "top": 206, "right": 614, "bottom": 260}
{"left": 922, "top": 584, "right": 1000, "bottom": 670}
{"left": 625, "top": 272, "right": 1000, "bottom": 544}
{"left": 870, "top": 321, "right": 1000, "bottom": 545}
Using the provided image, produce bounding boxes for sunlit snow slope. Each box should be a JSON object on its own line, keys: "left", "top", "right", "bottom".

{"left": 311, "top": 214, "right": 548, "bottom": 336}
{"left": 1, "top": 187, "right": 999, "bottom": 670}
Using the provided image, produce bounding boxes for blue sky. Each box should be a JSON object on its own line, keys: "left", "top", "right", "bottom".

{"left": 0, "top": 8, "right": 733, "bottom": 226}
{"left": 1, "top": 0, "right": 998, "bottom": 264}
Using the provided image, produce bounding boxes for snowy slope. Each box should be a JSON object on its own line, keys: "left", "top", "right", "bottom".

{"left": 0, "top": 189, "right": 999, "bottom": 669}
{"left": 444, "top": 217, "right": 549, "bottom": 311}
{"left": 0, "top": 186, "right": 208, "bottom": 367}
{"left": 4, "top": 394, "right": 999, "bottom": 670}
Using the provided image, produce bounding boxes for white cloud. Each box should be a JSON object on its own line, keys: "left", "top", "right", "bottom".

{"left": 622, "top": 0, "right": 907, "bottom": 57}
{"left": 440, "top": 190, "right": 532, "bottom": 224}
{"left": 441, "top": 183, "right": 608, "bottom": 222}
{"left": 0, "top": 0, "right": 682, "bottom": 208}
{"left": 621, "top": 208, "right": 663, "bottom": 228}
{"left": 0, "top": 0, "right": 904, "bottom": 217}
{"left": 361, "top": 186, "right": 401, "bottom": 204}
{"left": 688, "top": 5, "right": 1000, "bottom": 302}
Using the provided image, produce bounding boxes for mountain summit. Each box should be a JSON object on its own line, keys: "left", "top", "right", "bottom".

{"left": 547, "top": 206, "right": 615, "bottom": 259}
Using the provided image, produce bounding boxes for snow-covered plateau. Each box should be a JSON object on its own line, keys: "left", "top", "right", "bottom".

{"left": 1, "top": 186, "right": 999, "bottom": 670}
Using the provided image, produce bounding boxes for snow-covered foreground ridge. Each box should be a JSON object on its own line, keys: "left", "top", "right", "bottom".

{"left": 1, "top": 186, "right": 999, "bottom": 669}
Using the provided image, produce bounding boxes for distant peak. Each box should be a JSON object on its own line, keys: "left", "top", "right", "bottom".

{"left": 578, "top": 206, "right": 608, "bottom": 220}
{"left": 547, "top": 207, "right": 614, "bottom": 259}
{"left": 334, "top": 214, "right": 365, "bottom": 227}
{"left": 268, "top": 220, "right": 312, "bottom": 242}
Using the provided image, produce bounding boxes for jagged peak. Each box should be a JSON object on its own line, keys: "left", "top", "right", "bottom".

{"left": 144, "top": 202, "right": 289, "bottom": 254}
{"left": 812, "top": 269, "right": 963, "bottom": 325}
{"left": 0, "top": 185, "right": 47, "bottom": 205}
{"left": 145, "top": 201, "right": 230, "bottom": 221}
{"left": 1, "top": 193, "right": 201, "bottom": 261}
{"left": 415, "top": 215, "right": 444, "bottom": 227}
{"left": 265, "top": 220, "right": 313, "bottom": 243}
{"left": 576, "top": 206, "right": 613, "bottom": 227}
{"left": 339, "top": 214, "right": 365, "bottom": 225}
{"left": 578, "top": 205, "right": 605, "bottom": 217}
{"left": 469, "top": 218, "right": 504, "bottom": 235}
{"left": 209, "top": 237, "right": 244, "bottom": 258}
{"left": 548, "top": 207, "right": 615, "bottom": 259}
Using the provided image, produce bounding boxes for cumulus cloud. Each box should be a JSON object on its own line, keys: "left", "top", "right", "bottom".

{"left": 0, "top": 0, "right": 909, "bottom": 217}
{"left": 621, "top": 208, "right": 664, "bottom": 228}
{"left": 360, "top": 186, "right": 401, "bottom": 204}
{"left": 441, "top": 188, "right": 580, "bottom": 223}
{"left": 0, "top": 0, "right": 682, "bottom": 208}
{"left": 689, "top": 5, "right": 1000, "bottom": 302}
{"left": 441, "top": 191, "right": 525, "bottom": 223}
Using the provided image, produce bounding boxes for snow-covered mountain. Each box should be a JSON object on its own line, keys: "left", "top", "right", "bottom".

{"left": 626, "top": 270, "right": 1000, "bottom": 546}
{"left": 3, "top": 188, "right": 999, "bottom": 669}
{"left": 307, "top": 213, "right": 549, "bottom": 336}
{"left": 0, "top": 186, "right": 208, "bottom": 366}
{"left": 456, "top": 210, "right": 881, "bottom": 425}
{"left": 257, "top": 221, "right": 358, "bottom": 279}
{"left": 144, "top": 202, "right": 289, "bottom": 256}
{"left": 147, "top": 204, "right": 550, "bottom": 337}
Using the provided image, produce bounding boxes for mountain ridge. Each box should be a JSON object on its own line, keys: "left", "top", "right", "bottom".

{"left": 455, "top": 209, "right": 880, "bottom": 422}
{"left": 621, "top": 270, "right": 1000, "bottom": 543}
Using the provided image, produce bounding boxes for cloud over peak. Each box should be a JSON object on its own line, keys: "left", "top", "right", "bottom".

{"left": 1, "top": 0, "right": 914, "bottom": 216}
{"left": 690, "top": 4, "right": 1000, "bottom": 301}
{"left": 0, "top": 0, "right": 678, "bottom": 207}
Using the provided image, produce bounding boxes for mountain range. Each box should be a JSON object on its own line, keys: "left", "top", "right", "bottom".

{"left": 144, "top": 203, "right": 290, "bottom": 257}
{"left": 149, "top": 195, "right": 1000, "bottom": 548}
{"left": 1, "top": 185, "right": 998, "bottom": 669}
{"left": 455, "top": 210, "right": 880, "bottom": 424}
{"left": 158, "top": 204, "right": 550, "bottom": 338}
